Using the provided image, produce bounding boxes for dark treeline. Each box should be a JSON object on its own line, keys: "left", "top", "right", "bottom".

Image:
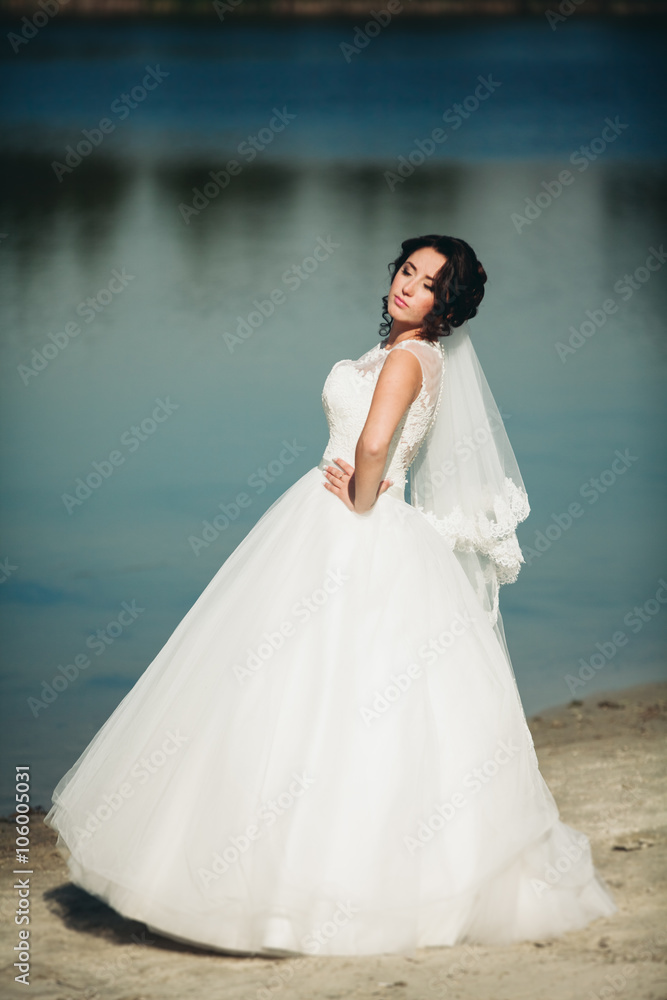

{"left": 1, "top": 0, "right": 666, "bottom": 17}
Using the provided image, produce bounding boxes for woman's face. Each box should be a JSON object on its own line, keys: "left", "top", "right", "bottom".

{"left": 387, "top": 247, "right": 447, "bottom": 328}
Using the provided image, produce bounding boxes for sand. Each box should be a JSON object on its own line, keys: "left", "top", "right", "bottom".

{"left": 2, "top": 680, "right": 665, "bottom": 1000}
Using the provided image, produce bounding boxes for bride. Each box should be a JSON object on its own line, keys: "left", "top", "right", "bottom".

{"left": 45, "top": 233, "right": 617, "bottom": 958}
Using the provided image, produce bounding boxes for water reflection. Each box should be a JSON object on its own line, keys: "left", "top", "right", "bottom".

{"left": 0, "top": 20, "right": 665, "bottom": 811}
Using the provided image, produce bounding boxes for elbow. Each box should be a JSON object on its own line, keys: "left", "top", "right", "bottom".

{"left": 356, "top": 436, "right": 389, "bottom": 461}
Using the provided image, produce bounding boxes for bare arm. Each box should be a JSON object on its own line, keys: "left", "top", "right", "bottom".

{"left": 323, "top": 348, "right": 423, "bottom": 514}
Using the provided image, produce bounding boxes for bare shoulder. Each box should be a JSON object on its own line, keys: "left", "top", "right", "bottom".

{"left": 379, "top": 344, "right": 423, "bottom": 375}
{"left": 375, "top": 345, "right": 423, "bottom": 404}
{"left": 392, "top": 339, "right": 443, "bottom": 376}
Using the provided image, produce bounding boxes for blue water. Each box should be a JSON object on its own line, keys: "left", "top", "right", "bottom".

{"left": 0, "top": 19, "right": 665, "bottom": 813}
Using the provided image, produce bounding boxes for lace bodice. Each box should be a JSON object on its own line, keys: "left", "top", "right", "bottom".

{"left": 318, "top": 339, "right": 444, "bottom": 500}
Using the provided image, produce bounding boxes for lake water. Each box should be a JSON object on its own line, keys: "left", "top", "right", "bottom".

{"left": 0, "top": 18, "right": 665, "bottom": 813}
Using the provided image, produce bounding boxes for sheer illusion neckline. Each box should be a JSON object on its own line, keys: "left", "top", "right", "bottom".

{"left": 379, "top": 338, "right": 442, "bottom": 353}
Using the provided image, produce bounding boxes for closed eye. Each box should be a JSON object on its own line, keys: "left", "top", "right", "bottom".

{"left": 401, "top": 264, "right": 433, "bottom": 292}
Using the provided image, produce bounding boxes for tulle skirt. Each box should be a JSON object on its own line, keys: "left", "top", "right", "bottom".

{"left": 45, "top": 463, "right": 617, "bottom": 957}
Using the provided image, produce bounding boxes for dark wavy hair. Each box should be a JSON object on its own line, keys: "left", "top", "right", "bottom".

{"left": 379, "top": 234, "right": 487, "bottom": 342}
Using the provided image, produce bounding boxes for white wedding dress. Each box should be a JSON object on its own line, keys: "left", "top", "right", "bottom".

{"left": 45, "top": 338, "right": 616, "bottom": 957}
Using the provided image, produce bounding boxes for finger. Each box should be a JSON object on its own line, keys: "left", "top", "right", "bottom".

{"left": 334, "top": 458, "right": 354, "bottom": 474}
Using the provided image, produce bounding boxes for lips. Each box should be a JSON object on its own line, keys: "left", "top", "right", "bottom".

{"left": 394, "top": 294, "right": 408, "bottom": 308}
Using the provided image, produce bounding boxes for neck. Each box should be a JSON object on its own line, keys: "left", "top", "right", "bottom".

{"left": 384, "top": 322, "right": 425, "bottom": 349}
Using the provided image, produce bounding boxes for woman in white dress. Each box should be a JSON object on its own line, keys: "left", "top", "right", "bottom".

{"left": 45, "top": 234, "right": 617, "bottom": 958}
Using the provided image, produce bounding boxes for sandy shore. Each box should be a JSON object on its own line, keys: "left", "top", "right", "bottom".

{"left": 2, "top": 681, "right": 665, "bottom": 1000}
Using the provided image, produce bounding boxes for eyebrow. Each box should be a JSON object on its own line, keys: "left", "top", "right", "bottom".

{"left": 405, "top": 260, "right": 434, "bottom": 281}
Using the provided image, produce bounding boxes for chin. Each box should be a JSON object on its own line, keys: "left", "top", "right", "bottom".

{"left": 388, "top": 302, "right": 407, "bottom": 320}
